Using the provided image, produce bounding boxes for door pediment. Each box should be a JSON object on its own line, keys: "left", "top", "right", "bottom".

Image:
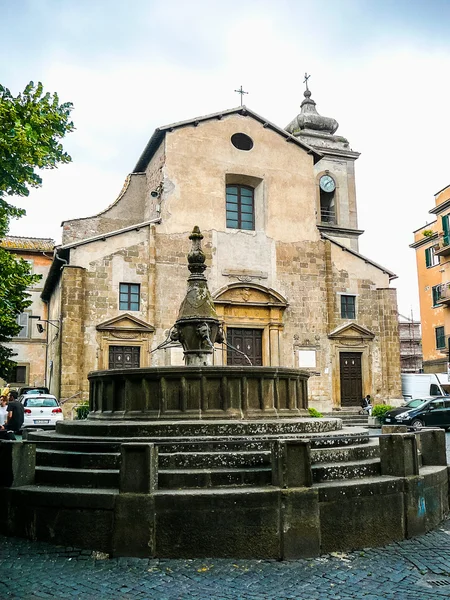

{"left": 213, "top": 283, "right": 288, "bottom": 307}
{"left": 328, "top": 323, "right": 375, "bottom": 340}
{"left": 96, "top": 313, "right": 155, "bottom": 333}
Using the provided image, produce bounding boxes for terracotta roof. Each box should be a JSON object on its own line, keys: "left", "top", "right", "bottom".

{"left": 0, "top": 236, "right": 55, "bottom": 252}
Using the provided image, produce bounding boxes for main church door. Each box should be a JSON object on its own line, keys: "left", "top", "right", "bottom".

{"left": 339, "top": 352, "right": 362, "bottom": 406}
{"left": 109, "top": 346, "right": 140, "bottom": 369}
{"left": 227, "top": 328, "right": 263, "bottom": 366}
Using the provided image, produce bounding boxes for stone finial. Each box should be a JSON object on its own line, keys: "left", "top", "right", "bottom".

{"left": 187, "top": 225, "right": 206, "bottom": 276}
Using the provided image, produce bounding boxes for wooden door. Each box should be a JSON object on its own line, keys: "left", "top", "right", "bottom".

{"left": 227, "top": 328, "right": 263, "bottom": 366}
{"left": 108, "top": 346, "right": 140, "bottom": 369}
{"left": 339, "top": 352, "right": 362, "bottom": 406}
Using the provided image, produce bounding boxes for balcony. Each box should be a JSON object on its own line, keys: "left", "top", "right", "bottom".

{"left": 435, "top": 234, "right": 450, "bottom": 256}
{"left": 435, "top": 282, "right": 450, "bottom": 305}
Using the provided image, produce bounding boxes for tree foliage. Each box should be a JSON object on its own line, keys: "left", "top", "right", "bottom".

{"left": 0, "top": 81, "right": 74, "bottom": 378}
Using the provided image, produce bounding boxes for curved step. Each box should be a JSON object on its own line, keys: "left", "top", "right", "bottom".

{"left": 158, "top": 467, "right": 272, "bottom": 489}
{"left": 312, "top": 458, "right": 381, "bottom": 483}
{"left": 159, "top": 450, "right": 270, "bottom": 469}
{"left": 36, "top": 448, "right": 120, "bottom": 470}
{"left": 311, "top": 439, "right": 379, "bottom": 464}
{"left": 35, "top": 466, "right": 119, "bottom": 489}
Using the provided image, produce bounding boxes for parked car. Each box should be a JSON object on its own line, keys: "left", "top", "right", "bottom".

{"left": 382, "top": 396, "right": 450, "bottom": 430}
{"left": 20, "top": 394, "right": 63, "bottom": 429}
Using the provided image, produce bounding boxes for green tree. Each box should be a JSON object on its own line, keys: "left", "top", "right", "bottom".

{"left": 0, "top": 81, "right": 74, "bottom": 378}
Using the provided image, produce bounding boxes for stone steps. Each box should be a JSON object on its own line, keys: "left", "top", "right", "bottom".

{"left": 28, "top": 426, "right": 378, "bottom": 492}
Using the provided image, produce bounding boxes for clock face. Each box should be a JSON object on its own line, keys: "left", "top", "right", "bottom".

{"left": 320, "top": 175, "right": 336, "bottom": 193}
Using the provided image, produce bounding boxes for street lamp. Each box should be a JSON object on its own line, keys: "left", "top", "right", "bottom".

{"left": 29, "top": 316, "right": 60, "bottom": 333}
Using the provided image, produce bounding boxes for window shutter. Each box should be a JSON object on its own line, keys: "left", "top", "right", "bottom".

{"left": 443, "top": 215, "right": 450, "bottom": 246}
{"left": 17, "top": 313, "right": 28, "bottom": 338}
{"left": 425, "top": 248, "right": 431, "bottom": 268}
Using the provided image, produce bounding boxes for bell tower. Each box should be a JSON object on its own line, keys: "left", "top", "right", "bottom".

{"left": 286, "top": 77, "right": 362, "bottom": 251}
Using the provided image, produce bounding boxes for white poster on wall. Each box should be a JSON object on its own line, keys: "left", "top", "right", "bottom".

{"left": 298, "top": 349, "right": 316, "bottom": 368}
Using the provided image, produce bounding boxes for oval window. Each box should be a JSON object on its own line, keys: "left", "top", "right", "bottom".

{"left": 231, "top": 133, "right": 253, "bottom": 151}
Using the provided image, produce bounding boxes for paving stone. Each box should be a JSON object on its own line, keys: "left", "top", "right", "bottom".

{"left": 4, "top": 523, "right": 450, "bottom": 598}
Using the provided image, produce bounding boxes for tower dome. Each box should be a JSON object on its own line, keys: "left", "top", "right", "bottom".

{"left": 286, "top": 87, "right": 339, "bottom": 135}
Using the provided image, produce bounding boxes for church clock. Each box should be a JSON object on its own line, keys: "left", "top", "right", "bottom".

{"left": 319, "top": 175, "right": 336, "bottom": 193}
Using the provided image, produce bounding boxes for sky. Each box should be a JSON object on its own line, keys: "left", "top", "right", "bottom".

{"left": 2, "top": 0, "right": 450, "bottom": 318}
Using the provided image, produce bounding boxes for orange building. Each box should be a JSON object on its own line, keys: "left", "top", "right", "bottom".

{"left": 0, "top": 236, "right": 54, "bottom": 387}
{"left": 411, "top": 185, "right": 450, "bottom": 372}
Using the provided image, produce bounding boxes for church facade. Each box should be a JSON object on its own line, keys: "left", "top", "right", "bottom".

{"left": 42, "top": 89, "right": 401, "bottom": 412}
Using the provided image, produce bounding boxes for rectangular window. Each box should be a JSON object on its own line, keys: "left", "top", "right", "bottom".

{"left": 425, "top": 246, "right": 440, "bottom": 268}
{"left": 436, "top": 326, "right": 446, "bottom": 349}
{"left": 432, "top": 285, "right": 442, "bottom": 307}
{"left": 226, "top": 185, "right": 255, "bottom": 230}
{"left": 341, "top": 295, "right": 356, "bottom": 319}
{"left": 10, "top": 365, "right": 27, "bottom": 384}
{"left": 119, "top": 283, "right": 140, "bottom": 311}
{"left": 15, "top": 312, "right": 29, "bottom": 338}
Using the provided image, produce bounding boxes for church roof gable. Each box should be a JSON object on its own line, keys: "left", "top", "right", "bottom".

{"left": 133, "top": 106, "right": 322, "bottom": 173}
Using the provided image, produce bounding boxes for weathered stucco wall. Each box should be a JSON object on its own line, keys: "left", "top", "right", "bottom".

{"left": 61, "top": 174, "right": 147, "bottom": 245}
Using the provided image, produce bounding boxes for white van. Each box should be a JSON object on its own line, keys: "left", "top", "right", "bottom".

{"left": 401, "top": 373, "right": 450, "bottom": 399}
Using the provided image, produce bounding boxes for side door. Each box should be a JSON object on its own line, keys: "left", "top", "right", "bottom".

{"left": 424, "top": 399, "right": 446, "bottom": 427}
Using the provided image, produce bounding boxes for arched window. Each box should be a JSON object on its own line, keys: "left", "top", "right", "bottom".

{"left": 226, "top": 184, "right": 255, "bottom": 230}
{"left": 319, "top": 174, "right": 337, "bottom": 224}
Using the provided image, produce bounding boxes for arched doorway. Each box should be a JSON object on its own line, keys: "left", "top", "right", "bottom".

{"left": 212, "top": 283, "right": 288, "bottom": 366}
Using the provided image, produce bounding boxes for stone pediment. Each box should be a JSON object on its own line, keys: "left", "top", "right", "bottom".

{"left": 96, "top": 313, "right": 155, "bottom": 333}
{"left": 328, "top": 323, "right": 375, "bottom": 340}
{"left": 213, "top": 283, "right": 288, "bottom": 307}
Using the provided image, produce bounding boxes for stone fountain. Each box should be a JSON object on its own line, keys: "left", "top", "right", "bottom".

{"left": 1, "top": 227, "right": 448, "bottom": 560}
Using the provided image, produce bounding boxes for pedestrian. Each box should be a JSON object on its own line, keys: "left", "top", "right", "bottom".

{"left": 360, "top": 394, "right": 373, "bottom": 416}
{"left": 0, "top": 395, "right": 8, "bottom": 426}
{"left": 2, "top": 390, "right": 24, "bottom": 436}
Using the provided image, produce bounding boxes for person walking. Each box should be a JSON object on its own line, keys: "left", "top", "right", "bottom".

{"left": 3, "top": 390, "right": 24, "bottom": 435}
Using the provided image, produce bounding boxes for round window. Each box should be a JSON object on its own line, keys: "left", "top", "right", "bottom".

{"left": 231, "top": 133, "right": 254, "bottom": 151}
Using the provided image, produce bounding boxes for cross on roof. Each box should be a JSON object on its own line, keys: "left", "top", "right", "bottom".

{"left": 234, "top": 85, "right": 248, "bottom": 106}
{"left": 304, "top": 73, "right": 310, "bottom": 91}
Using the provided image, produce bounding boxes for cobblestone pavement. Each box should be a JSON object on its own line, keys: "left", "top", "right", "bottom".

{"left": 3, "top": 519, "right": 450, "bottom": 600}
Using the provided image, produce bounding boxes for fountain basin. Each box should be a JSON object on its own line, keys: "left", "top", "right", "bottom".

{"left": 88, "top": 366, "right": 309, "bottom": 421}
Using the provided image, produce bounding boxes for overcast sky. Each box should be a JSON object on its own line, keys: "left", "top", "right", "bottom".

{"left": 2, "top": 0, "right": 450, "bottom": 317}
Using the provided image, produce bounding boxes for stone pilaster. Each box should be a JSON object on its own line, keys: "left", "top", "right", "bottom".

{"left": 376, "top": 288, "right": 402, "bottom": 399}
{"left": 60, "top": 266, "right": 86, "bottom": 401}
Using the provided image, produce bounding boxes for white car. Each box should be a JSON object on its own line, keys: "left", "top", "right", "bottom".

{"left": 21, "top": 394, "right": 64, "bottom": 429}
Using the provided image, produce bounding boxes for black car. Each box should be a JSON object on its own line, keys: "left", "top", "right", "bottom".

{"left": 383, "top": 396, "right": 450, "bottom": 430}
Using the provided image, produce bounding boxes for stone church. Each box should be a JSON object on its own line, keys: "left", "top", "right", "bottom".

{"left": 42, "top": 86, "right": 401, "bottom": 412}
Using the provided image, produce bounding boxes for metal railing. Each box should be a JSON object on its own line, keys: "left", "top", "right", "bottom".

{"left": 320, "top": 209, "right": 336, "bottom": 224}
